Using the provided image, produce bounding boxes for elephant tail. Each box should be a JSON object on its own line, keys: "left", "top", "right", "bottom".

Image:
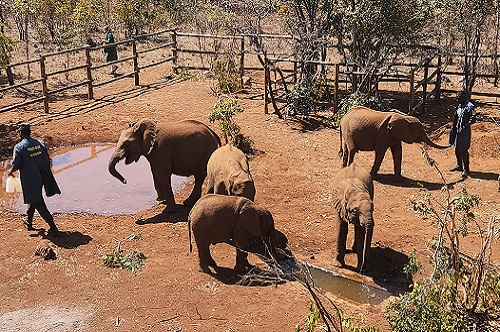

{"left": 187, "top": 215, "right": 193, "bottom": 253}
{"left": 338, "top": 126, "right": 344, "bottom": 158}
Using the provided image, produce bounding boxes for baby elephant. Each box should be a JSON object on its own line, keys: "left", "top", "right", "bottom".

{"left": 332, "top": 163, "right": 374, "bottom": 274}
{"left": 188, "top": 194, "right": 275, "bottom": 273}
{"left": 206, "top": 144, "right": 256, "bottom": 201}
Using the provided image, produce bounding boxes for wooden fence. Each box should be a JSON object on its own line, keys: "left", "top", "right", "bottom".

{"left": 2, "top": 30, "right": 500, "bottom": 115}
{"left": 0, "top": 29, "right": 176, "bottom": 114}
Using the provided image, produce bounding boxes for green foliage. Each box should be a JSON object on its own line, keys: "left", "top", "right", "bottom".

{"left": 340, "top": 310, "right": 381, "bottom": 332}
{"left": 295, "top": 302, "right": 322, "bottom": 332}
{"left": 103, "top": 249, "right": 147, "bottom": 272}
{"left": 403, "top": 251, "right": 423, "bottom": 279}
{"left": 0, "top": 30, "right": 16, "bottom": 69}
{"left": 208, "top": 97, "right": 255, "bottom": 154}
{"left": 387, "top": 184, "right": 500, "bottom": 331}
{"left": 296, "top": 304, "right": 380, "bottom": 332}
{"left": 327, "top": 92, "right": 390, "bottom": 128}
{"left": 194, "top": 3, "right": 237, "bottom": 34}
{"left": 211, "top": 50, "right": 241, "bottom": 94}
{"left": 71, "top": 0, "right": 104, "bottom": 37}
{"left": 102, "top": 234, "right": 147, "bottom": 272}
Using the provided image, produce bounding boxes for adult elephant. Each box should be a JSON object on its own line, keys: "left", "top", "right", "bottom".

{"left": 332, "top": 163, "right": 374, "bottom": 274}
{"left": 188, "top": 194, "right": 281, "bottom": 273}
{"left": 339, "top": 106, "right": 449, "bottom": 177}
{"left": 206, "top": 144, "right": 256, "bottom": 201}
{"left": 108, "top": 119, "right": 220, "bottom": 212}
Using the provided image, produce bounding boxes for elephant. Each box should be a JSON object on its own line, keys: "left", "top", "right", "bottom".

{"left": 339, "top": 106, "right": 449, "bottom": 177}
{"left": 206, "top": 144, "right": 256, "bottom": 201}
{"left": 332, "top": 163, "right": 374, "bottom": 274}
{"left": 108, "top": 118, "right": 220, "bottom": 212}
{"left": 188, "top": 194, "right": 280, "bottom": 273}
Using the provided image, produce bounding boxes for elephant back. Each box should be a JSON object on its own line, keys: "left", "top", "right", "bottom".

{"left": 333, "top": 163, "right": 374, "bottom": 199}
{"left": 154, "top": 120, "right": 220, "bottom": 177}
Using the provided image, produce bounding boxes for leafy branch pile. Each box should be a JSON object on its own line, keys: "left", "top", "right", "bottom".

{"left": 385, "top": 150, "right": 500, "bottom": 332}
{"left": 103, "top": 234, "right": 147, "bottom": 272}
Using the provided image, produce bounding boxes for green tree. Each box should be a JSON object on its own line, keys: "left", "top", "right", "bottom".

{"left": 0, "top": 30, "right": 16, "bottom": 69}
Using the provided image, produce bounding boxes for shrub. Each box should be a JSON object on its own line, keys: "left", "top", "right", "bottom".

{"left": 208, "top": 97, "right": 255, "bottom": 154}
{"left": 328, "top": 92, "right": 390, "bottom": 129}
{"left": 211, "top": 50, "right": 241, "bottom": 93}
{"left": 103, "top": 233, "right": 147, "bottom": 272}
{"left": 385, "top": 154, "right": 500, "bottom": 331}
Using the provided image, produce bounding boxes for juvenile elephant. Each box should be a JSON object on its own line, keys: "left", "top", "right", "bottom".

{"left": 108, "top": 119, "right": 220, "bottom": 212}
{"left": 206, "top": 144, "right": 256, "bottom": 201}
{"left": 339, "top": 106, "right": 449, "bottom": 177}
{"left": 188, "top": 194, "right": 277, "bottom": 273}
{"left": 332, "top": 163, "right": 374, "bottom": 274}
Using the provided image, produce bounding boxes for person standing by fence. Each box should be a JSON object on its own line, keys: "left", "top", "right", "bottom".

{"left": 8, "top": 123, "right": 61, "bottom": 235}
{"left": 449, "top": 90, "right": 476, "bottom": 179}
{"left": 103, "top": 25, "right": 118, "bottom": 75}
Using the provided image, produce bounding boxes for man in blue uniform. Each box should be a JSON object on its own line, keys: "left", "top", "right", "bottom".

{"left": 449, "top": 90, "right": 476, "bottom": 178}
{"left": 8, "top": 123, "right": 61, "bottom": 234}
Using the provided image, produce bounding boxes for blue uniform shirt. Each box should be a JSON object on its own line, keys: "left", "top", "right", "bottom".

{"left": 11, "top": 137, "right": 61, "bottom": 204}
{"left": 449, "top": 101, "right": 475, "bottom": 149}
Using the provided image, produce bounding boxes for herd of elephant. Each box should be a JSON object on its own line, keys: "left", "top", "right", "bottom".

{"left": 107, "top": 106, "right": 450, "bottom": 275}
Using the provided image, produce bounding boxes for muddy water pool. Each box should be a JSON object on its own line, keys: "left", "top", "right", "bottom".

{"left": 0, "top": 144, "right": 186, "bottom": 215}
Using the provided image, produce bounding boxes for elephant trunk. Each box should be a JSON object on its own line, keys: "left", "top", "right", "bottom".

{"left": 360, "top": 219, "right": 374, "bottom": 274}
{"left": 421, "top": 133, "right": 449, "bottom": 149}
{"left": 108, "top": 150, "right": 127, "bottom": 184}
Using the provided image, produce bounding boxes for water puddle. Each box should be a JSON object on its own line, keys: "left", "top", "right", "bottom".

{"left": 0, "top": 144, "right": 187, "bottom": 215}
{"left": 306, "top": 264, "right": 392, "bottom": 305}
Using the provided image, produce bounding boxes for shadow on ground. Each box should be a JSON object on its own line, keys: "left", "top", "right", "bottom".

{"left": 135, "top": 205, "right": 190, "bottom": 225}
{"left": 32, "top": 231, "right": 92, "bottom": 249}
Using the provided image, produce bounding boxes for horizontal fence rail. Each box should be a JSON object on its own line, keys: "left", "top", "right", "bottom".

{"left": 2, "top": 30, "right": 500, "bottom": 115}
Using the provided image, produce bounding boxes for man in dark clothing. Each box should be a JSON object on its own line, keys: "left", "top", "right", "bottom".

{"left": 103, "top": 25, "right": 118, "bottom": 75}
{"left": 8, "top": 123, "right": 61, "bottom": 234}
{"left": 449, "top": 90, "right": 476, "bottom": 178}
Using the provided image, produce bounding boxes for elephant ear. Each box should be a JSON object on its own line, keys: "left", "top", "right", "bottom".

{"left": 332, "top": 184, "right": 349, "bottom": 221}
{"left": 132, "top": 119, "right": 157, "bottom": 155}
{"left": 238, "top": 200, "right": 263, "bottom": 237}
{"left": 388, "top": 113, "right": 419, "bottom": 143}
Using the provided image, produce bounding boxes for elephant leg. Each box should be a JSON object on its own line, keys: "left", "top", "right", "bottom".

{"left": 196, "top": 238, "right": 217, "bottom": 273}
{"left": 354, "top": 225, "right": 366, "bottom": 272}
{"left": 234, "top": 248, "right": 251, "bottom": 273}
{"left": 334, "top": 217, "right": 348, "bottom": 267}
{"left": 342, "top": 144, "right": 349, "bottom": 167}
{"left": 390, "top": 143, "right": 403, "bottom": 177}
{"left": 184, "top": 171, "right": 205, "bottom": 207}
{"left": 162, "top": 175, "right": 178, "bottom": 213}
{"left": 370, "top": 148, "right": 388, "bottom": 177}
{"left": 347, "top": 147, "right": 356, "bottom": 166}
{"left": 150, "top": 166, "right": 164, "bottom": 202}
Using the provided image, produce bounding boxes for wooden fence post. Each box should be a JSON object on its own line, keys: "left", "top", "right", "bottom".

{"left": 293, "top": 60, "right": 297, "bottom": 84}
{"left": 409, "top": 68, "right": 415, "bottom": 114}
{"left": 85, "top": 46, "right": 94, "bottom": 99}
{"left": 422, "top": 58, "right": 429, "bottom": 113}
{"left": 334, "top": 63, "right": 339, "bottom": 112}
{"left": 171, "top": 30, "right": 178, "bottom": 73}
{"left": 436, "top": 55, "right": 442, "bottom": 101}
{"left": 40, "top": 56, "right": 49, "bottom": 113}
{"left": 239, "top": 36, "right": 245, "bottom": 86}
{"left": 264, "top": 65, "right": 269, "bottom": 114}
{"left": 133, "top": 39, "right": 139, "bottom": 86}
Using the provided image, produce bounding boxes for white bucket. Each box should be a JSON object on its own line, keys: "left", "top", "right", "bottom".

{"left": 6, "top": 177, "right": 22, "bottom": 193}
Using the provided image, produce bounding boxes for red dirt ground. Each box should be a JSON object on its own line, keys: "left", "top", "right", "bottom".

{"left": 0, "top": 67, "right": 499, "bottom": 331}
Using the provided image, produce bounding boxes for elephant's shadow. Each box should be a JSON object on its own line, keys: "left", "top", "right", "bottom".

{"left": 355, "top": 245, "right": 412, "bottom": 294}
{"left": 374, "top": 174, "right": 461, "bottom": 191}
{"left": 135, "top": 205, "right": 190, "bottom": 225}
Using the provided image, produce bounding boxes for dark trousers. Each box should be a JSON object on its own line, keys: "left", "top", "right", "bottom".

{"left": 455, "top": 146, "right": 470, "bottom": 173}
{"left": 27, "top": 200, "right": 57, "bottom": 229}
